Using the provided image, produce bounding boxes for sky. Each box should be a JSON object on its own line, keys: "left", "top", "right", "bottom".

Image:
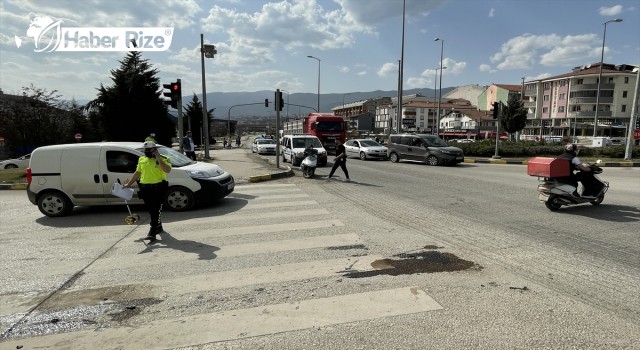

{"left": 1, "top": 0, "right": 639, "bottom": 103}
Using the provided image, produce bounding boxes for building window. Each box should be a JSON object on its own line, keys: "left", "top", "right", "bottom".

{"left": 543, "top": 95, "right": 549, "bottom": 101}
{"left": 577, "top": 79, "right": 583, "bottom": 84}
{"left": 542, "top": 107, "right": 549, "bottom": 113}
{"left": 558, "top": 106, "right": 565, "bottom": 113}
{"left": 544, "top": 82, "right": 551, "bottom": 89}
{"left": 624, "top": 77, "right": 629, "bottom": 83}
{"left": 558, "top": 93, "right": 566, "bottom": 100}
{"left": 608, "top": 77, "right": 613, "bottom": 83}
{"left": 623, "top": 91, "right": 628, "bottom": 98}
{"left": 621, "top": 105, "right": 626, "bottom": 112}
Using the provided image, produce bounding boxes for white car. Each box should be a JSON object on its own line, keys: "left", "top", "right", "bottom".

{"left": 252, "top": 138, "right": 277, "bottom": 154}
{"left": 344, "top": 139, "right": 388, "bottom": 160}
{"left": 0, "top": 154, "right": 31, "bottom": 169}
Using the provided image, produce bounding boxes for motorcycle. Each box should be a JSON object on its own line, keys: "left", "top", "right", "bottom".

{"left": 300, "top": 147, "right": 318, "bottom": 179}
{"left": 536, "top": 161, "right": 609, "bottom": 211}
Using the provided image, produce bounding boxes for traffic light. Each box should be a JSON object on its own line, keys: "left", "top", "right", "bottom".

{"left": 492, "top": 102, "right": 500, "bottom": 119}
{"left": 264, "top": 98, "right": 269, "bottom": 107}
{"left": 275, "top": 90, "right": 284, "bottom": 111}
{"left": 163, "top": 80, "right": 181, "bottom": 109}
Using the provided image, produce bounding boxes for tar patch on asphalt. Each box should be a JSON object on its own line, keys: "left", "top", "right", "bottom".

{"left": 343, "top": 251, "right": 482, "bottom": 278}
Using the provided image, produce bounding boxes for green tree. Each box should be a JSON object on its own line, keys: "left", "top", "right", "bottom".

{"left": 0, "top": 85, "right": 90, "bottom": 155}
{"left": 182, "top": 94, "right": 214, "bottom": 145}
{"left": 85, "top": 52, "right": 175, "bottom": 146}
{"left": 500, "top": 94, "right": 527, "bottom": 140}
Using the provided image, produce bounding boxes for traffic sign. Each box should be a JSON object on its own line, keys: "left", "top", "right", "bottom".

{"left": 634, "top": 129, "right": 640, "bottom": 140}
{"left": 75, "top": 133, "right": 82, "bottom": 141}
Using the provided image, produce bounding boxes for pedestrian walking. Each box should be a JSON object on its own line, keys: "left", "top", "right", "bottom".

{"left": 236, "top": 135, "right": 241, "bottom": 148}
{"left": 223, "top": 139, "right": 228, "bottom": 149}
{"left": 327, "top": 139, "right": 350, "bottom": 181}
{"left": 182, "top": 131, "right": 197, "bottom": 160}
{"left": 123, "top": 140, "right": 171, "bottom": 243}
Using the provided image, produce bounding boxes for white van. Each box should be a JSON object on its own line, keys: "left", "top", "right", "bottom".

{"left": 280, "top": 134, "right": 327, "bottom": 166}
{"left": 26, "top": 142, "right": 235, "bottom": 217}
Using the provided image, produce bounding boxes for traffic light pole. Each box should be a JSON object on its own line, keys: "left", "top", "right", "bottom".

{"left": 276, "top": 89, "right": 281, "bottom": 170}
{"left": 200, "top": 34, "right": 211, "bottom": 159}
{"left": 492, "top": 102, "right": 501, "bottom": 159}
{"left": 177, "top": 79, "right": 184, "bottom": 153}
{"left": 624, "top": 68, "right": 639, "bottom": 160}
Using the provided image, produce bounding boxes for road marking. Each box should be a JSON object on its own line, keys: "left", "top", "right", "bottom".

{"left": 180, "top": 208, "right": 329, "bottom": 224}
{"left": 244, "top": 199, "right": 318, "bottom": 209}
{"left": 3, "top": 287, "right": 442, "bottom": 349}
{"left": 185, "top": 219, "right": 345, "bottom": 239}
{"left": 69, "top": 255, "right": 383, "bottom": 292}
{"left": 87, "top": 233, "right": 362, "bottom": 271}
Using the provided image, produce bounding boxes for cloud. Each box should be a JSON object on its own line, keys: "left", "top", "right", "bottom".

{"left": 335, "top": 0, "right": 447, "bottom": 24}
{"left": 479, "top": 64, "right": 495, "bottom": 73}
{"left": 377, "top": 62, "right": 398, "bottom": 77}
{"left": 406, "top": 77, "right": 430, "bottom": 89}
{"left": 490, "top": 33, "right": 601, "bottom": 70}
{"left": 599, "top": 5, "right": 623, "bottom": 16}
{"left": 489, "top": 8, "right": 496, "bottom": 18}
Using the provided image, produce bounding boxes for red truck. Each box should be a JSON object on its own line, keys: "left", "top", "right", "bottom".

{"left": 282, "top": 113, "right": 346, "bottom": 154}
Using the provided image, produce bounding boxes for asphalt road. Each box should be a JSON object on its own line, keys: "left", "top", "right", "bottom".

{"left": 0, "top": 153, "right": 638, "bottom": 349}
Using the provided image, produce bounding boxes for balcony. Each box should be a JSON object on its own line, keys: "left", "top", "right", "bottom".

{"left": 569, "top": 97, "right": 613, "bottom": 104}
{"left": 524, "top": 101, "right": 537, "bottom": 108}
{"left": 567, "top": 111, "right": 612, "bottom": 118}
{"left": 571, "top": 83, "right": 615, "bottom": 92}
{"left": 524, "top": 90, "right": 537, "bottom": 97}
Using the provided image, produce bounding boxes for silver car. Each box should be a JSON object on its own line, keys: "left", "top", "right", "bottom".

{"left": 344, "top": 139, "right": 388, "bottom": 160}
{"left": 252, "top": 138, "right": 277, "bottom": 154}
{"left": 0, "top": 154, "right": 31, "bottom": 169}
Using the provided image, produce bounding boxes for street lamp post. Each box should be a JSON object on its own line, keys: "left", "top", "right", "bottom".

{"left": 307, "top": 56, "right": 321, "bottom": 112}
{"left": 281, "top": 89, "right": 290, "bottom": 119}
{"left": 434, "top": 37, "right": 444, "bottom": 137}
{"left": 433, "top": 67, "right": 446, "bottom": 134}
{"left": 593, "top": 18, "right": 623, "bottom": 137}
{"left": 200, "top": 34, "right": 217, "bottom": 159}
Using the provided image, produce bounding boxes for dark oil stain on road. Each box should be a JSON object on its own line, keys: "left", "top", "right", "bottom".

{"left": 343, "top": 251, "right": 482, "bottom": 278}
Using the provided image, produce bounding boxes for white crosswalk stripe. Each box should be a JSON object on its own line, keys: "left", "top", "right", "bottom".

{"left": 0, "top": 183, "right": 443, "bottom": 348}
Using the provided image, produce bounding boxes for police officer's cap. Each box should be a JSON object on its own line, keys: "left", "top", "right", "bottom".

{"left": 143, "top": 141, "right": 158, "bottom": 149}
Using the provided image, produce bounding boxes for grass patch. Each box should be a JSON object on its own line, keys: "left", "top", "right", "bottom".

{"left": 0, "top": 169, "right": 27, "bottom": 184}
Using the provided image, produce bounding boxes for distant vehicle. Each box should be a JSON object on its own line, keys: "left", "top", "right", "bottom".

{"left": 452, "top": 139, "right": 475, "bottom": 143}
{"left": 0, "top": 154, "right": 31, "bottom": 169}
{"left": 280, "top": 134, "right": 327, "bottom": 166}
{"left": 387, "top": 134, "right": 464, "bottom": 166}
{"left": 344, "top": 139, "right": 388, "bottom": 160}
{"left": 282, "top": 113, "right": 347, "bottom": 154}
{"left": 252, "top": 138, "right": 277, "bottom": 154}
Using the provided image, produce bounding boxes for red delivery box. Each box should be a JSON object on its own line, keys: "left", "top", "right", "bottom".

{"left": 527, "top": 157, "right": 570, "bottom": 177}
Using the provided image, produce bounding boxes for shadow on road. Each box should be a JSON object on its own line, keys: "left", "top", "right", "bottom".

{"left": 557, "top": 204, "right": 640, "bottom": 222}
{"left": 137, "top": 231, "right": 220, "bottom": 260}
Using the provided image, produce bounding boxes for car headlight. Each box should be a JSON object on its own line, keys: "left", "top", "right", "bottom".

{"left": 440, "top": 150, "right": 455, "bottom": 155}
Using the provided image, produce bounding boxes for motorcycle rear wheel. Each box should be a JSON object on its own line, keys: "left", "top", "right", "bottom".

{"left": 544, "top": 195, "right": 562, "bottom": 211}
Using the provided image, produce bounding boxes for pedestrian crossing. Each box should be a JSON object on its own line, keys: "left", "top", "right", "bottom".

{"left": 1, "top": 183, "right": 443, "bottom": 349}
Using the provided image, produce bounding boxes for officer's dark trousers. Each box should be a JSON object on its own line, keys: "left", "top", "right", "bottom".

{"left": 140, "top": 181, "right": 168, "bottom": 234}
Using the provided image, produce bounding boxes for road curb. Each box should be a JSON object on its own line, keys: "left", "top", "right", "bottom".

{"left": 0, "top": 183, "right": 27, "bottom": 190}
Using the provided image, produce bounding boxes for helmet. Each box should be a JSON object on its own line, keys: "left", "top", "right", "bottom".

{"left": 564, "top": 143, "right": 577, "bottom": 154}
{"left": 143, "top": 141, "right": 158, "bottom": 149}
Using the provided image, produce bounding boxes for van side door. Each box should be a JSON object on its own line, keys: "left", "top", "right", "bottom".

{"left": 101, "top": 148, "right": 143, "bottom": 204}
{"left": 60, "top": 146, "right": 108, "bottom": 205}
{"left": 408, "top": 137, "right": 428, "bottom": 161}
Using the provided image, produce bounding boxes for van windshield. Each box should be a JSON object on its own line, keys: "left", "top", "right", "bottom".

{"left": 135, "top": 146, "right": 194, "bottom": 167}
{"left": 293, "top": 138, "right": 323, "bottom": 148}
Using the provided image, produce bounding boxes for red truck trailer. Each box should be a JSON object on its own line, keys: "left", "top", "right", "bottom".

{"left": 283, "top": 113, "right": 346, "bottom": 154}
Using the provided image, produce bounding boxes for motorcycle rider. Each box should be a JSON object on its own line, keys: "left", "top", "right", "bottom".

{"left": 557, "top": 143, "right": 600, "bottom": 197}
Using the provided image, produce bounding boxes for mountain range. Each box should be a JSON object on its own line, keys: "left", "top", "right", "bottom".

{"left": 192, "top": 87, "right": 455, "bottom": 121}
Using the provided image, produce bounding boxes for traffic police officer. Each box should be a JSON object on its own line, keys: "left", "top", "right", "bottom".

{"left": 124, "top": 141, "right": 171, "bottom": 242}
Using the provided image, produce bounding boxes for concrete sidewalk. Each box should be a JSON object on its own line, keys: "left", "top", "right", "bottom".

{"left": 199, "top": 146, "right": 293, "bottom": 184}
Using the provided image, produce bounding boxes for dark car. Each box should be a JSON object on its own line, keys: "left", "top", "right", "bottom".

{"left": 387, "top": 134, "right": 464, "bottom": 166}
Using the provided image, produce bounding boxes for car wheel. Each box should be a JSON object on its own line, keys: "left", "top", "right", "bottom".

{"left": 165, "top": 186, "right": 195, "bottom": 211}
{"left": 359, "top": 152, "right": 367, "bottom": 161}
{"left": 37, "top": 190, "right": 73, "bottom": 217}
{"left": 426, "top": 155, "right": 439, "bottom": 166}
{"left": 389, "top": 152, "right": 399, "bottom": 163}
{"left": 5, "top": 164, "right": 18, "bottom": 169}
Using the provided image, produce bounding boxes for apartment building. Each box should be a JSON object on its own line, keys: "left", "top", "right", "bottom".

{"left": 522, "top": 62, "right": 638, "bottom": 142}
